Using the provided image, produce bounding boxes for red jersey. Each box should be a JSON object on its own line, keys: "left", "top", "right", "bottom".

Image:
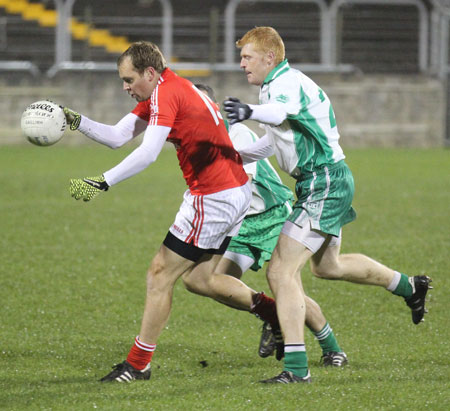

{"left": 132, "top": 68, "right": 248, "bottom": 195}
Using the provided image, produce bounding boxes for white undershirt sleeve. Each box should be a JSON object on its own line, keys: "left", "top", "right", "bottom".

{"left": 229, "top": 124, "right": 257, "bottom": 177}
{"left": 78, "top": 113, "right": 148, "bottom": 149}
{"left": 248, "top": 103, "right": 287, "bottom": 126}
{"left": 237, "top": 134, "right": 274, "bottom": 165}
{"left": 103, "top": 125, "right": 171, "bottom": 186}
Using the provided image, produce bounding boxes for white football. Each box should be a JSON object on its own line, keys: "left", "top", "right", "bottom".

{"left": 21, "top": 100, "right": 67, "bottom": 146}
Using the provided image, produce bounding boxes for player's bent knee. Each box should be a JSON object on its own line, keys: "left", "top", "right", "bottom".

{"left": 181, "top": 271, "right": 212, "bottom": 296}
{"left": 311, "top": 264, "right": 342, "bottom": 280}
{"left": 181, "top": 275, "right": 200, "bottom": 294}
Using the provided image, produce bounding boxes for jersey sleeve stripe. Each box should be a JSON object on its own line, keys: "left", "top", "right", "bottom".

{"left": 149, "top": 85, "right": 159, "bottom": 126}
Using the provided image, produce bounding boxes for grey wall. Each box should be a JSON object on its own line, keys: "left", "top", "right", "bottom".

{"left": 1, "top": 70, "right": 445, "bottom": 147}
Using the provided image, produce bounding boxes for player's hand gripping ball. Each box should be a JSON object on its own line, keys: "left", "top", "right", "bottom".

{"left": 21, "top": 100, "right": 66, "bottom": 146}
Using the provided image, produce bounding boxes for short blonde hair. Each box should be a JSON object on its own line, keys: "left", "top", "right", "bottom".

{"left": 236, "top": 27, "right": 285, "bottom": 64}
{"left": 118, "top": 41, "right": 167, "bottom": 74}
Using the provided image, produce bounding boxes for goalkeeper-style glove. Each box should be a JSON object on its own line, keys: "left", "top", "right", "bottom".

{"left": 69, "top": 175, "right": 109, "bottom": 202}
{"left": 223, "top": 97, "right": 253, "bottom": 125}
{"left": 63, "top": 107, "right": 81, "bottom": 131}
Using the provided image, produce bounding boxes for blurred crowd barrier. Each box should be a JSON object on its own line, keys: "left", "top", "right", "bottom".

{"left": 0, "top": 69, "right": 444, "bottom": 147}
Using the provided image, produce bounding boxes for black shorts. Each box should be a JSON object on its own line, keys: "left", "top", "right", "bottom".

{"left": 163, "top": 231, "right": 231, "bottom": 262}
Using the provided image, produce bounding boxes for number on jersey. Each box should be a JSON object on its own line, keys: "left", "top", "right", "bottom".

{"left": 192, "top": 85, "right": 223, "bottom": 125}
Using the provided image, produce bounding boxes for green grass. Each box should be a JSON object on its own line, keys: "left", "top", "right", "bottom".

{"left": 1, "top": 145, "right": 449, "bottom": 410}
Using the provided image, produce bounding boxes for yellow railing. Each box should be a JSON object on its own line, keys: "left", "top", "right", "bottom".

{"left": 0, "top": 0, "right": 131, "bottom": 54}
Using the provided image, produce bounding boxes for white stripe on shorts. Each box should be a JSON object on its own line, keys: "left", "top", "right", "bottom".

{"left": 169, "top": 183, "right": 251, "bottom": 250}
{"left": 316, "top": 166, "right": 331, "bottom": 223}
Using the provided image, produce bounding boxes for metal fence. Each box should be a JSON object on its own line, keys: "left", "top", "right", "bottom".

{"left": 0, "top": 0, "right": 449, "bottom": 144}
{"left": 0, "top": 0, "right": 448, "bottom": 77}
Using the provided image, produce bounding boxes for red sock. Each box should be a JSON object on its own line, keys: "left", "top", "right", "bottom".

{"left": 250, "top": 292, "right": 279, "bottom": 330}
{"left": 126, "top": 336, "right": 156, "bottom": 370}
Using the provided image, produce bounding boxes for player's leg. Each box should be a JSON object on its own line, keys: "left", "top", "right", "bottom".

{"left": 310, "top": 236, "right": 432, "bottom": 324}
{"left": 182, "top": 253, "right": 254, "bottom": 311}
{"left": 207, "top": 252, "right": 285, "bottom": 359}
{"left": 215, "top": 206, "right": 288, "bottom": 359}
{"left": 298, "top": 276, "right": 347, "bottom": 367}
{"left": 100, "top": 243, "right": 197, "bottom": 383}
{"left": 261, "top": 232, "right": 313, "bottom": 383}
{"left": 212, "top": 252, "right": 250, "bottom": 279}
{"left": 181, "top": 256, "right": 254, "bottom": 310}
{"left": 102, "top": 240, "right": 262, "bottom": 383}
{"left": 217, "top": 213, "right": 346, "bottom": 365}
{"left": 311, "top": 235, "right": 394, "bottom": 286}
{"left": 182, "top": 255, "right": 247, "bottom": 304}
{"left": 262, "top": 215, "right": 355, "bottom": 382}
{"left": 257, "top": 269, "right": 347, "bottom": 366}
{"left": 139, "top": 244, "right": 198, "bottom": 342}
{"left": 176, "top": 186, "right": 282, "bottom": 356}
{"left": 182, "top": 257, "right": 279, "bottom": 337}
{"left": 184, "top": 251, "right": 283, "bottom": 358}
{"left": 101, "top": 184, "right": 254, "bottom": 383}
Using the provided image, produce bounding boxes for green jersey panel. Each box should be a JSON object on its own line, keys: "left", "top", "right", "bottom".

{"left": 260, "top": 60, "right": 345, "bottom": 175}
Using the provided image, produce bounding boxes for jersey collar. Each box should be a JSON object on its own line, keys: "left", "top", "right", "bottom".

{"left": 159, "top": 67, "right": 173, "bottom": 84}
{"left": 262, "top": 59, "right": 290, "bottom": 85}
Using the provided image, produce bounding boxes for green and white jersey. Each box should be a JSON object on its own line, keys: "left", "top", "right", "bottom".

{"left": 259, "top": 60, "right": 345, "bottom": 175}
{"left": 229, "top": 123, "right": 293, "bottom": 215}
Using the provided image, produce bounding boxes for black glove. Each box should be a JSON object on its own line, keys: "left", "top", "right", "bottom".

{"left": 223, "top": 97, "right": 253, "bottom": 125}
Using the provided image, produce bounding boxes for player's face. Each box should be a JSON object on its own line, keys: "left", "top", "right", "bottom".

{"left": 240, "top": 43, "right": 273, "bottom": 86}
{"left": 119, "top": 56, "right": 156, "bottom": 102}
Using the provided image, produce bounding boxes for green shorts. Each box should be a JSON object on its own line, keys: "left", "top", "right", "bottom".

{"left": 227, "top": 203, "right": 291, "bottom": 271}
{"left": 288, "top": 161, "right": 356, "bottom": 236}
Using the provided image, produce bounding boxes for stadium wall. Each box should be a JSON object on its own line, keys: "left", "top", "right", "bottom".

{"left": 0, "top": 71, "right": 445, "bottom": 147}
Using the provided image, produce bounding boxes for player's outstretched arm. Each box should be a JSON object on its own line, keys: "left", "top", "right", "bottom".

{"left": 69, "top": 126, "right": 170, "bottom": 203}
{"left": 223, "top": 97, "right": 287, "bottom": 126}
{"left": 62, "top": 106, "right": 146, "bottom": 149}
{"left": 102, "top": 125, "right": 170, "bottom": 186}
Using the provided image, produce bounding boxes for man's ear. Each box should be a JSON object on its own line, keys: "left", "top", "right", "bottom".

{"left": 143, "top": 66, "right": 156, "bottom": 81}
{"left": 267, "top": 50, "right": 276, "bottom": 66}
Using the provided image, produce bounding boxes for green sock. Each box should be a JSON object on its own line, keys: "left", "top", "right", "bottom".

{"left": 284, "top": 347, "right": 308, "bottom": 378}
{"left": 314, "top": 323, "right": 341, "bottom": 354}
{"left": 392, "top": 273, "right": 413, "bottom": 298}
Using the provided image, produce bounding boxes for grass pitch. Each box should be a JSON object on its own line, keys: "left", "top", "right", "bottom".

{"left": 0, "top": 144, "right": 449, "bottom": 410}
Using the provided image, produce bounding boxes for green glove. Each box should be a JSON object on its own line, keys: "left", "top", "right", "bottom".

{"left": 69, "top": 175, "right": 109, "bottom": 202}
{"left": 63, "top": 107, "right": 81, "bottom": 131}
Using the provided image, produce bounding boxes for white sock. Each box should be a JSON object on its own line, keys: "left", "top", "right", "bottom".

{"left": 387, "top": 271, "right": 401, "bottom": 291}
